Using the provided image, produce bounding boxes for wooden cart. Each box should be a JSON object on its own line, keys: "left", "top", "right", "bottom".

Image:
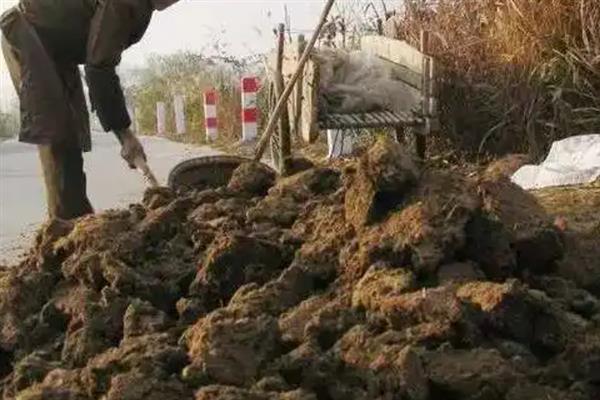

{"left": 268, "top": 31, "right": 438, "bottom": 171}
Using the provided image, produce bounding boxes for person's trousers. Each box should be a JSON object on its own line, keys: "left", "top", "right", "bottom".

{"left": 2, "top": 35, "right": 93, "bottom": 220}
{"left": 37, "top": 144, "right": 94, "bottom": 220}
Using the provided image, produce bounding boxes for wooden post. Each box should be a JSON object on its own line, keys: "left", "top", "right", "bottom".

{"left": 417, "top": 30, "right": 430, "bottom": 159}
{"left": 292, "top": 34, "right": 306, "bottom": 139}
{"left": 275, "top": 23, "right": 291, "bottom": 173}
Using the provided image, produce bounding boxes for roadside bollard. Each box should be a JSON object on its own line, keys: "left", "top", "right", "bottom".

{"left": 174, "top": 94, "right": 186, "bottom": 135}
{"left": 241, "top": 76, "right": 259, "bottom": 142}
{"left": 127, "top": 102, "right": 139, "bottom": 134}
{"left": 156, "top": 101, "right": 166, "bottom": 137}
{"left": 204, "top": 90, "right": 218, "bottom": 142}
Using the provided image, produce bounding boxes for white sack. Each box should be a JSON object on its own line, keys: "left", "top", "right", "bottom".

{"left": 511, "top": 134, "right": 600, "bottom": 189}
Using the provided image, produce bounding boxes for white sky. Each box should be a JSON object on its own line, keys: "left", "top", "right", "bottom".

{"left": 0, "top": 0, "right": 390, "bottom": 111}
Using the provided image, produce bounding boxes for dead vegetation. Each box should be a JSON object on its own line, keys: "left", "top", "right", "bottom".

{"left": 385, "top": 0, "right": 600, "bottom": 158}
{"left": 1, "top": 137, "right": 599, "bottom": 399}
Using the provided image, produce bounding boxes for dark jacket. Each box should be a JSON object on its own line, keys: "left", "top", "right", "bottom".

{"left": 1, "top": 0, "right": 153, "bottom": 150}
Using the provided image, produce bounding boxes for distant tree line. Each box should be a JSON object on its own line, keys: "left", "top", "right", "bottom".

{"left": 125, "top": 51, "right": 265, "bottom": 144}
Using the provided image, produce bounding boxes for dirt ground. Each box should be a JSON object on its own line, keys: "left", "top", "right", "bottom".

{"left": 1, "top": 137, "right": 599, "bottom": 400}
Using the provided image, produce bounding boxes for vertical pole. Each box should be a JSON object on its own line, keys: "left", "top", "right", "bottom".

{"left": 428, "top": 56, "right": 437, "bottom": 131}
{"left": 204, "top": 90, "right": 218, "bottom": 142}
{"left": 417, "top": 29, "right": 430, "bottom": 159}
{"left": 275, "top": 23, "right": 292, "bottom": 173}
{"left": 133, "top": 106, "right": 140, "bottom": 135}
{"left": 156, "top": 101, "right": 166, "bottom": 137}
{"left": 241, "top": 77, "right": 259, "bottom": 141}
{"left": 376, "top": 18, "right": 383, "bottom": 35}
{"left": 284, "top": 4, "right": 292, "bottom": 42}
{"left": 293, "top": 34, "right": 306, "bottom": 139}
{"left": 174, "top": 94, "right": 186, "bottom": 135}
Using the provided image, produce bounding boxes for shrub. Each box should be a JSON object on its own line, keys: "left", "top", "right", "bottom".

{"left": 386, "top": 0, "right": 600, "bottom": 158}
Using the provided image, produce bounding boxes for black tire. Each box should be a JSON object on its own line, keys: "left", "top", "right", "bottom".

{"left": 167, "top": 155, "right": 275, "bottom": 192}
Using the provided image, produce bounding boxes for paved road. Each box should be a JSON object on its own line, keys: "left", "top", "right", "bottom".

{"left": 0, "top": 133, "right": 220, "bottom": 264}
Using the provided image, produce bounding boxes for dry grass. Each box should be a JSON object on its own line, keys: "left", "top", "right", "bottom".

{"left": 531, "top": 183, "right": 600, "bottom": 289}
{"left": 532, "top": 183, "right": 600, "bottom": 233}
{"left": 386, "top": 0, "right": 600, "bottom": 158}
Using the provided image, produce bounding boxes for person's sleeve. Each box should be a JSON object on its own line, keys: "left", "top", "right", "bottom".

{"left": 84, "top": 0, "right": 131, "bottom": 133}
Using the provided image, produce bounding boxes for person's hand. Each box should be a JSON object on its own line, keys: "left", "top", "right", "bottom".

{"left": 118, "top": 129, "right": 147, "bottom": 169}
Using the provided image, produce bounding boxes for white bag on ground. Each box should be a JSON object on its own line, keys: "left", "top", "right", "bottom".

{"left": 511, "top": 134, "right": 600, "bottom": 189}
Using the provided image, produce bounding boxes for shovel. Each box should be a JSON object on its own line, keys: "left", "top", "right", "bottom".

{"left": 133, "top": 155, "right": 159, "bottom": 188}
{"left": 167, "top": 0, "right": 336, "bottom": 191}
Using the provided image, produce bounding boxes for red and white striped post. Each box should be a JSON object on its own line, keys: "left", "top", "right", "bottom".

{"left": 241, "top": 76, "right": 259, "bottom": 142}
{"left": 204, "top": 90, "right": 218, "bottom": 142}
